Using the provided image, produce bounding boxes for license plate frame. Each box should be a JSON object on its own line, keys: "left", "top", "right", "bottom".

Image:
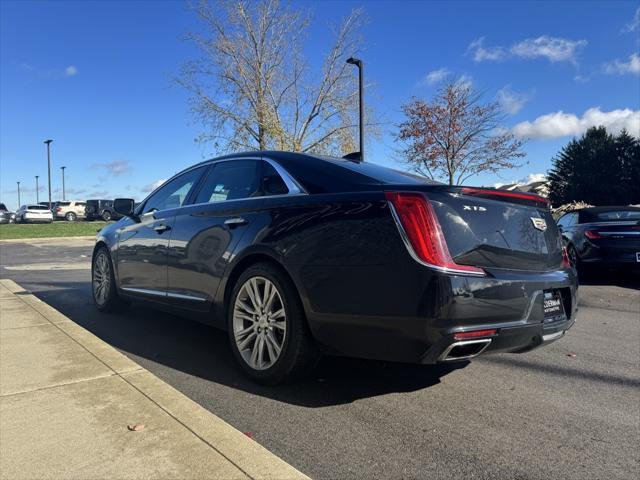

{"left": 543, "top": 290, "right": 565, "bottom": 322}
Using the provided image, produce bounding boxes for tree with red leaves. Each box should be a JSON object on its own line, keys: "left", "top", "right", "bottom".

{"left": 397, "top": 81, "right": 526, "bottom": 185}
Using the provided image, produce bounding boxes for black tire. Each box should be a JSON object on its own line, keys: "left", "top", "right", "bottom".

{"left": 102, "top": 210, "right": 112, "bottom": 221}
{"left": 65, "top": 212, "right": 77, "bottom": 221}
{"left": 567, "top": 244, "right": 579, "bottom": 272}
{"left": 227, "top": 262, "right": 319, "bottom": 385}
{"left": 92, "top": 246, "right": 129, "bottom": 313}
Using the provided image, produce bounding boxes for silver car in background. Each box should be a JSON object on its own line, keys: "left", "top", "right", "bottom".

{"left": 0, "top": 203, "right": 16, "bottom": 224}
{"left": 15, "top": 204, "right": 54, "bottom": 223}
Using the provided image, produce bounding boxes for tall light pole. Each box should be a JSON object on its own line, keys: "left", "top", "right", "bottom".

{"left": 346, "top": 57, "right": 364, "bottom": 162}
{"left": 60, "top": 166, "right": 66, "bottom": 201}
{"left": 44, "top": 139, "right": 53, "bottom": 209}
{"left": 35, "top": 176, "right": 39, "bottom": 203}
{"left": 16, "top": 181, "right": 21, "bottom": 207}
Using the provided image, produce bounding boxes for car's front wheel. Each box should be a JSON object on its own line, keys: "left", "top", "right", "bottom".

{"left": 102, "top": 210, "right": 112, "bottom": 221}
{"left": 92, "top": 246, "right": 128, "bottom": 312}
{"left": 228, "top": 263, "right": 318, "bottom": 384}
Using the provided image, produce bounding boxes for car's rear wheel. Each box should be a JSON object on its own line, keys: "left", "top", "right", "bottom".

{"left": 228, "top": 262, "right": 318, "bottom": 384}
{"left": 92, "top": 246, "right": 128, "bottom": 312}
{"left": 102, "top": 210, "right": 112, "bottom": 221}
{"left": 65, "top": 212, "right": 76, "bottom": 221}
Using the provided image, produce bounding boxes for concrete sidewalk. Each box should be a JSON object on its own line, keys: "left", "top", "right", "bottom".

{"left": 0, "top": 278, "right": 308, "bottom": 480}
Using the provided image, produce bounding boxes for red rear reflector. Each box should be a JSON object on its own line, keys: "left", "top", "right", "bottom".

{"left": 454, "top": 329, "right": 497, "bottom": 340}
{"left": 584, "top": 230, "right": 603, "bottom": 239}
{"left": 460, "top": 187, "right": 550, "bottom": 205}
{"left": 561, "top": 246, "right": 571, "bottom": 269}
{"left": 385, "top": 192, "right": 484, "bottom": 275}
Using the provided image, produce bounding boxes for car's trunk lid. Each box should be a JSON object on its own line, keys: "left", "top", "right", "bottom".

{"left": 389, "top": 185, "right": 563, "bottom": 272}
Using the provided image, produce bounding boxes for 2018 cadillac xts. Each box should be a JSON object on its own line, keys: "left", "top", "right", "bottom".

{"left": 91, "top": 152, "right": 577, "bottom": 384}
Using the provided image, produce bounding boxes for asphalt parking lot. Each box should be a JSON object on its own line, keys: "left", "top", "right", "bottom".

{"left": 1, "top": 238, "right": 638, "bottom": 480}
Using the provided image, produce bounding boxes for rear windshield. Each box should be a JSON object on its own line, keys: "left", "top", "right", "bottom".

{"left": 28, "top": 205, "right": 50, "bottom": 210}
{"left": 590, "top": 210, "right": 640, "bottom": 221}
{"left": 324, "top": 159, "right": 439, "bottom": 185}
{"left": 58, "top": 202, "right": 70, "bottom": 206}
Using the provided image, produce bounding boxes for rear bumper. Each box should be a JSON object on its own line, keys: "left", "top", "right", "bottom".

{"left": 301, "top": 265, "right": 578, "bottom": 364}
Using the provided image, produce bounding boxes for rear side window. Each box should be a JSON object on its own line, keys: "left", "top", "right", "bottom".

{"left": 557, "top": 213, "right": 577, "bottom": 227}
{"left": 58, "top": 202, "right": 70, "bottom": 206}
{"left": 29, "top": 205, "right": 50, "bottom": 210}
{"left": 262, "top": 161, "right": 288, "bottom": 195}
{"left": 195, "top": 160, "right": 261, "bottom": 204}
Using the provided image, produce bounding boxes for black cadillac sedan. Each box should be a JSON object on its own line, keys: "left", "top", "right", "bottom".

{"left": 91, "top": 152, "right": 577, "bottom": 384}
{"left": 557, "top": 206, "right": 640, "bottom": 273}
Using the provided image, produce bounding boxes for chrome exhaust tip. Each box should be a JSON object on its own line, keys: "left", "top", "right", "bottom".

{"left": 438, "top": 338, "right": 492, "bottom": 362}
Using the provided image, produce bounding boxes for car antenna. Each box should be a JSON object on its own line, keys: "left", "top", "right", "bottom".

{"left": 342, "top": 152, "right": 362, "bottom": 163}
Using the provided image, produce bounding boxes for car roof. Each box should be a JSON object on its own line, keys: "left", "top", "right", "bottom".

{"left": 192, "top": 151, "right": 438, "bottom": 193}
{"left": 580, "top": 206, "right": 640, "bottom": 213}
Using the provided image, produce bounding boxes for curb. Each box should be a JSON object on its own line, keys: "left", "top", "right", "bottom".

{"left": 0, "top": 235, "right": 96, "bottom": 243}
{"left": 0, "top": 278, "right": 309, "bottom": 480}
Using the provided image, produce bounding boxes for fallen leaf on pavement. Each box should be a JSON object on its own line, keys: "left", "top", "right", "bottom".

{"left": 244, "top": 432, "right": 254, "bottom": 439}
{"left": 127, "top": 423, "right": 145, "bottom": 431}
{"left": 566, "top": 353, "right": 577, "bottom": 358}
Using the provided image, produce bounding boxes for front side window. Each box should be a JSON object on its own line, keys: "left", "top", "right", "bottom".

{"left": 142, "top": 166, "right": 206, "bottom": 214}
{"left": 194, "top": 160, "right": 261, "bottom": 204}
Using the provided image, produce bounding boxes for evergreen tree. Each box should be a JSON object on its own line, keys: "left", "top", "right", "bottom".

{"left": 547, "top": 127, "right": 639, "bottom": 206}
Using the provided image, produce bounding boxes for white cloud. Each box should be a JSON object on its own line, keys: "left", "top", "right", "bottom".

{"left": 455, "top": 74, "right": 473, "bottom": 89}
{"left": 496, "top": 86, "right": 531, "bottom": 115}
{"left": 494, "top": 173, "right": 546, "bottom": 189}
{"left": 65, "top": 65, "right": 78, "bottom": 76}
{"left": 513, "top": 107, "right": 640, "bottom": 139}
{"left": 467, "top": 37, "right": 507, "bottom": 62}
{"left": 603, "top": 53, "right": 640, "bottom": 76}
{"left": 510, "top": 36, "right": 587, "bottom": 64}
{"left": 422, "top": 68, "right": 451, "bottom": 85}
{"left": 92, "top": 160, "right": 132, "bottom": 177}
{"left": 143, "top": 179, "right": 166, "bottom": 193}
{"left": 622, "top": 7, "right": 640, "bottom": 33}
{"left": 468, "top": 36, "right": 587, "bottom": 65}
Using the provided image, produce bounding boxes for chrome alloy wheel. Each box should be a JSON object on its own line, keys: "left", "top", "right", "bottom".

{"left": 92, "top": 252, "right": 111, "bottom": 306}
{"left": 233, "top": 276, "right": 287, "bottom": 370}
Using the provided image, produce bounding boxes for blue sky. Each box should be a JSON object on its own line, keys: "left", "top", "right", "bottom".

{"left": 1, "top": 0, "right": 639, "bottom": 210}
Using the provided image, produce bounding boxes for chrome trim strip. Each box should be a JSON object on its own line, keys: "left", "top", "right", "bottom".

{"left": 597, "top": 231, "right": 640, "bottom": 236}
{"left": 438, "top": 339, "right": 492, "bottom": 362}
{"left": 121, "top": 287, "right": 166, "bottom": 297}
{"left": 542, "top": 330, "right": 565, "bottom": 342}
{"left": 166, "top": 291, "right": 208, "bottom": 302}
{"left": 387, "top": 202, "right": 486, "bottom": 277}
{"left": 262, "top": 157, "right": 306, "bottom": 194}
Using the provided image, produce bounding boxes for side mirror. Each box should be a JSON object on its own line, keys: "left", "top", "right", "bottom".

{"left": 113, "top": 198, "right": 136, "bottom": 218}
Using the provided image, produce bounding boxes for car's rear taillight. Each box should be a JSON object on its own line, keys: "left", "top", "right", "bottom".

{"left": 385, "top": 192, "right": 485, "bottom": 275}
{"left": 584, "top": 230, "right": 603, "bottom": 239}
{"left": 56, "top": 207, "right": 62, "bottom": 212}
{"left": 561, "top": 246, "right": 572, "bottom": 269}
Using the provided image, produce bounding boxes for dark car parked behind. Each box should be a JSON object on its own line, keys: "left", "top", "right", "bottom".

{"left": 85, "top": 199, "right": 122, "bottom": 221}
{"left": 91, "top": 152, "right": 577, "bottom": 384}
{"left": 557, "top": 206, "right": 640, "bottom": 273}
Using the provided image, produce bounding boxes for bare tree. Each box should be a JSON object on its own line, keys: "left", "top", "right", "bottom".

{"left": 177, "top": 0, "right": 366, "bottom": 155}
{"left": 396, "top": 81, "right": 526, "bottom": 185}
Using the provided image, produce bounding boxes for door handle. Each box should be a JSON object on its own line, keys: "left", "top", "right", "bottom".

{"left": 224, "top": 217, "right": 248, "bottom": 227}
{"left": 153, "top": 224, "right": 171, "bottom": 233}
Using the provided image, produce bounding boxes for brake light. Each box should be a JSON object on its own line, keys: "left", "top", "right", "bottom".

{"left": 454, "top": 329, "right": 497, "bottom": 340}
{"left": 561, "top": 246, "right": 571, "bottom": 269}
{"left": 584, "top": 230, "right": 603, "bottom": 239}
{"left": 385, "top": 192, "right": 485, "bottom": 275}
{"left": 56, "top": 207, "right": 62, "bottom": 212}
{"left": 460, "top": 187, "right": 550, "bottom": 205}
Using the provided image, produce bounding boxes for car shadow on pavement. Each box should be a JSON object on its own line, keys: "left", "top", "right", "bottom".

{"left": 577, "top": 268, "right": 640, "bottom": 289}
{"left": 20, "top": 280, "right": 467, "bottom": 408}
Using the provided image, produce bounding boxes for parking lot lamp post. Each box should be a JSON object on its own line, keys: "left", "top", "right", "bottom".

{"left": 61, "top": 166, "right": 66, "bottom": 201}
{"left": 44, "top": 139, "right": 53, "bottom": 210}
{"left": 35, "top": 176, "right": 39, "bottom": 203}
{"left": 17, "top": 181, "right": 21, "bottom": 207}
{"left": 346, "top": 57, "right": 364, "bottom": 162}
